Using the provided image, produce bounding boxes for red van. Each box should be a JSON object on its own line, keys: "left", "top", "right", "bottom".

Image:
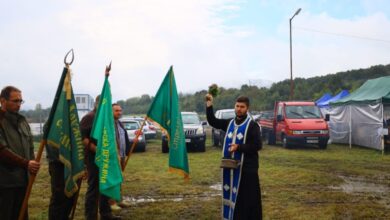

{"left": 264, "top": 101, "right": 329, "bottom": 149}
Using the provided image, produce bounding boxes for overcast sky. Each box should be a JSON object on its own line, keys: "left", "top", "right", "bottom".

{"left": 1, "top": 0, "right": 390, "bottom": 109}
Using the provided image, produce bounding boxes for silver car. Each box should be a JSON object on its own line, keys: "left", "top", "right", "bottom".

{"left": 129, "top": 117, "right": 157, "bottom": 140}
{"left": 120, "top": 118, "right": 147, "bottom": 152}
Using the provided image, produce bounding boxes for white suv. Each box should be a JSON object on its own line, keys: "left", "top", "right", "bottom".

{"left": 162, "top": 112, "right": 207, "bottom": 153}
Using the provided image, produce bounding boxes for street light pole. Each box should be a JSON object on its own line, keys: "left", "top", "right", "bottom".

{"left": 289, "top": 8, "right": 301, "bottom": 100}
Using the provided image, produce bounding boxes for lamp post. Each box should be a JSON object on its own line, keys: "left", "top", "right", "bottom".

{"left": 289, "top": 8, "right": 301, "bottom": 100}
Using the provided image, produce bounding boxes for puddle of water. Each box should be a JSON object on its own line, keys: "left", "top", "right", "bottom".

{"left": 330, "top": 176, "right": 390, "bottom": 194}
{"left": 122, "top": 189, "right": 220, "bottom": 204}
{"left": 209, "top": 183, "right": 222, "bottom": 191}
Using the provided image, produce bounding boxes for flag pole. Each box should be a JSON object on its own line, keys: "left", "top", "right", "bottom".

{"left": 123, "top": 118, "right": 146, "bottom": 171}
{"left": 18, "top": 49, "right": 75, "bottom": 220}
{"left": 18, "top": 139, "right": 46, "bottom": 220}
{"left": 69, "top": 179, "right": 82, "bottom": 220}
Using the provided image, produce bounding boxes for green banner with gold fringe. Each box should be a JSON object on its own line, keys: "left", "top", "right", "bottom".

{"left": 46, "top": 67, "right": 85, "bottom": 197}
{"left": 146, "top": 66, "right": 189, "bottom": 179}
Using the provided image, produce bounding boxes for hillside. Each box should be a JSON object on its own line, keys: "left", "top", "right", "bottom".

{"left": 118, "top": 64, "right": 390, "bottom": 113}
{"left": 23, "top": 64, "right": 390, "bottom": 122}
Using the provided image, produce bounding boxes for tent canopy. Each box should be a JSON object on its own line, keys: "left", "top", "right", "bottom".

{"left": 331, "top": 76, "right": 390, "bottom": 106}
{"left": 317, "top": 90, "right": 349, "bottom": 108}
{"left": 315, "top": 93, "right": 332, "bottom": 105}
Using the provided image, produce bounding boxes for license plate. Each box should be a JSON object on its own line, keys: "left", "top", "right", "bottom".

{"left": 185, "top": 139, "right": 191, "bottom": 143}
{"left": 307, "top": 140, "right": 318, "bottom": 143}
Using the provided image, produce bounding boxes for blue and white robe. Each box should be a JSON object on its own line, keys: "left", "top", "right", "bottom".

{"left": 222, "top": 115, "right": 251, "bottom": 220}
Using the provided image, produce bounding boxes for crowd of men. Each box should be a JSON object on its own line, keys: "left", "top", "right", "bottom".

{"left": 0, "top": 88, "right": 132, "bottom": 220}
{"left": 0, "top": 85, "right": 263, "bottom": 220}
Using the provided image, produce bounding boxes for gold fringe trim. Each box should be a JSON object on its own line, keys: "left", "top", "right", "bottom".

{"left": 47, "top": 140, "right": 60, "bottom": 149}
{"left": 145, "top": 116, "right": 190, "bottom": 180}
{"left": 145, "top": 116, "right": 171, "bottom": 144}
{"left": 64, "top": 67, "right": 72, "bottom": 100}
{"left": 59, "top": 155, "right": 85, "bottom": 198}
{"left": 169, "top": 167, "right": 190, "bottom": 181}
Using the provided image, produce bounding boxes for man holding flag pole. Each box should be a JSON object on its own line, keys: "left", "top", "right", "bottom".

{"left": 10, "top": 49, "right": 85, "bottom": 220}
{"left": 82, "top": 62, "right": 122, "bottom": 220}
{"left": 0, "top": 85, "right": 40, "bottom": 220}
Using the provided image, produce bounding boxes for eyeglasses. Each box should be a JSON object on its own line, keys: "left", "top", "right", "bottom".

{"left": 8, "top": 99, "right": 25, "bottom": 104}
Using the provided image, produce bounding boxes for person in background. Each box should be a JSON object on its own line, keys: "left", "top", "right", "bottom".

{"left": 109, "top": 103, "right": 131, "bottom": 211}
{"left": 46, "top": 138, "right": 81, "bottom": 219}
{"left": 80, "top": 95, "right": 121, "bottom": 220}
{"left": 0, "top": 86, "right": 40, "bottom": 220}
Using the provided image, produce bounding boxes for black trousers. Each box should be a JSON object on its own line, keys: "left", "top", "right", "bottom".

{"left": 234, "top": 170, "right": 262, "bottom": 220}
{"left": 0, "top": 186, "right": 28, "bottom": 220}
{"left": 48, "top": 161, "right": 77, "bottom": 220}
{"left": 85, "top": 154, "right": 112, "bottom": 220}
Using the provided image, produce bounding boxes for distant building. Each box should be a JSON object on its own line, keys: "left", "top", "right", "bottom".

{"left": 29, "top": 123, "right": 43, "bottom": 136}
{"left": 75, "top": 94, "right": 94, "bottom": 119}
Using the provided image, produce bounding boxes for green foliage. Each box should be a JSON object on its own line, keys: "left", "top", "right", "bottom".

{"left": 23, "top": 64, "right": 390, "bottom": 121}
{"left": 208, "top": 83, "right": 219, "bottom": 97}
{"left": 21, "top": 108, "right": 50, "bottom": 123}
{"left": 117, "top": 94, "right": 153, "bottom": 115}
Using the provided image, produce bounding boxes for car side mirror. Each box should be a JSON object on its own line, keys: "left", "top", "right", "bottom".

{"left": 277, "top": 115, "right": 283, "bottom": 122}
{"left": 325, "top": 114, "right": 330, "bottom": 121}
{"left": 202, "top": 121, "right": 208, "bottom": 126}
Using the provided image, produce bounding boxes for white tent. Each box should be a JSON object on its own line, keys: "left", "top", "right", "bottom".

{"left": 326, "top": 76, "right": 390, "bottom": 151}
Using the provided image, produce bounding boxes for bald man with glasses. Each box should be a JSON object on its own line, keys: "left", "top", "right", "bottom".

{"left": 0, "top": 85, "right": 40, "bottom": 220}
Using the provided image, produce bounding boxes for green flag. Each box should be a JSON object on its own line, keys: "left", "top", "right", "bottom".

{"left": 46, "top": 67, "right": 85, "bottom": 197}
{"left": 91, "top": 75, "right": 123, "bottom": 201}
{"left": 147, "top": 66, "right": 189, "bottom": 179}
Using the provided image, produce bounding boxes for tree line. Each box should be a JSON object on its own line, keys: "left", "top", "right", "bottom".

{"left": 23, "top": 64, "right": 390, "bottom": 122}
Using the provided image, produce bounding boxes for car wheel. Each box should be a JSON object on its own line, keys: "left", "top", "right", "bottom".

{"left": 140, "top": 144, "right": 146, "bottom": 152}
{"left": 267, "top": 131, "right": 276, "bottom": 145}
{"left": 319, "top": 140, "right": 327, "bottom": 149}
{"left": 282, "top": 135, "right": 291, "bottom": 149}
{"left": 219, "top": 133, "right": 225, "bottom": 147}
{"left": 162, "top": 139, "right": 169, "bottom": 153}
{"left": 212, "top": 130, "right": 219, "bottom": 146}
{"left": 199, "top": 141, "right": 206, "bottom": 152}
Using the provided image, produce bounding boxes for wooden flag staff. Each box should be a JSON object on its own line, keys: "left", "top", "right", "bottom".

{"left": 123, "top": 119, "right": 146, "bottom": 171}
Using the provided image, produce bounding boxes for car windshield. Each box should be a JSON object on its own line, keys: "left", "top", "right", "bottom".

{"left": 122, "top": 121, "right": 140, "bottom": 130}
{"left": 260, "top": 111, "right": 273, "bottom": 120}
{"left": 221, "top": 111, "right": 235, "bottom": 119}
{"left": 182, "top": 113, "right": 200, "bottom": 124}
{"left": 285, "top": 106, "right": 322, "bottom": 119}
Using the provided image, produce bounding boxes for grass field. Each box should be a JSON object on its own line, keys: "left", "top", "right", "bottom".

{"left": 29, "top": 132, "right": 390, "bottom": 220}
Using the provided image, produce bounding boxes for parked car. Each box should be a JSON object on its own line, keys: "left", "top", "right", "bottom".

{"left": 162, "top": 112, "right": 206, "bottom": 153}
{"left": 212, "top": 109, "right": 235, "bottom": 146}
{"left": 256, "top": 110, "right": 274, "bottom": 139}
{"left": 261, "top": 101, "right": 329, "bottom": 149}
{"left": 127, "top": 117, "right": 157, "bottom": 140}
{"left": 119, "top": 118, "right": 146, "bottom": 152}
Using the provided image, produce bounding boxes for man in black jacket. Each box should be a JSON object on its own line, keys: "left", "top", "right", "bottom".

{"left": 46, "top": 140, "right": 81, "bottom": 220}
{"left": 80, "top": 95, "right": 120, "bottom": 220}
{"left": 206, "top": 94, "right": 262, "bottom": 220}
